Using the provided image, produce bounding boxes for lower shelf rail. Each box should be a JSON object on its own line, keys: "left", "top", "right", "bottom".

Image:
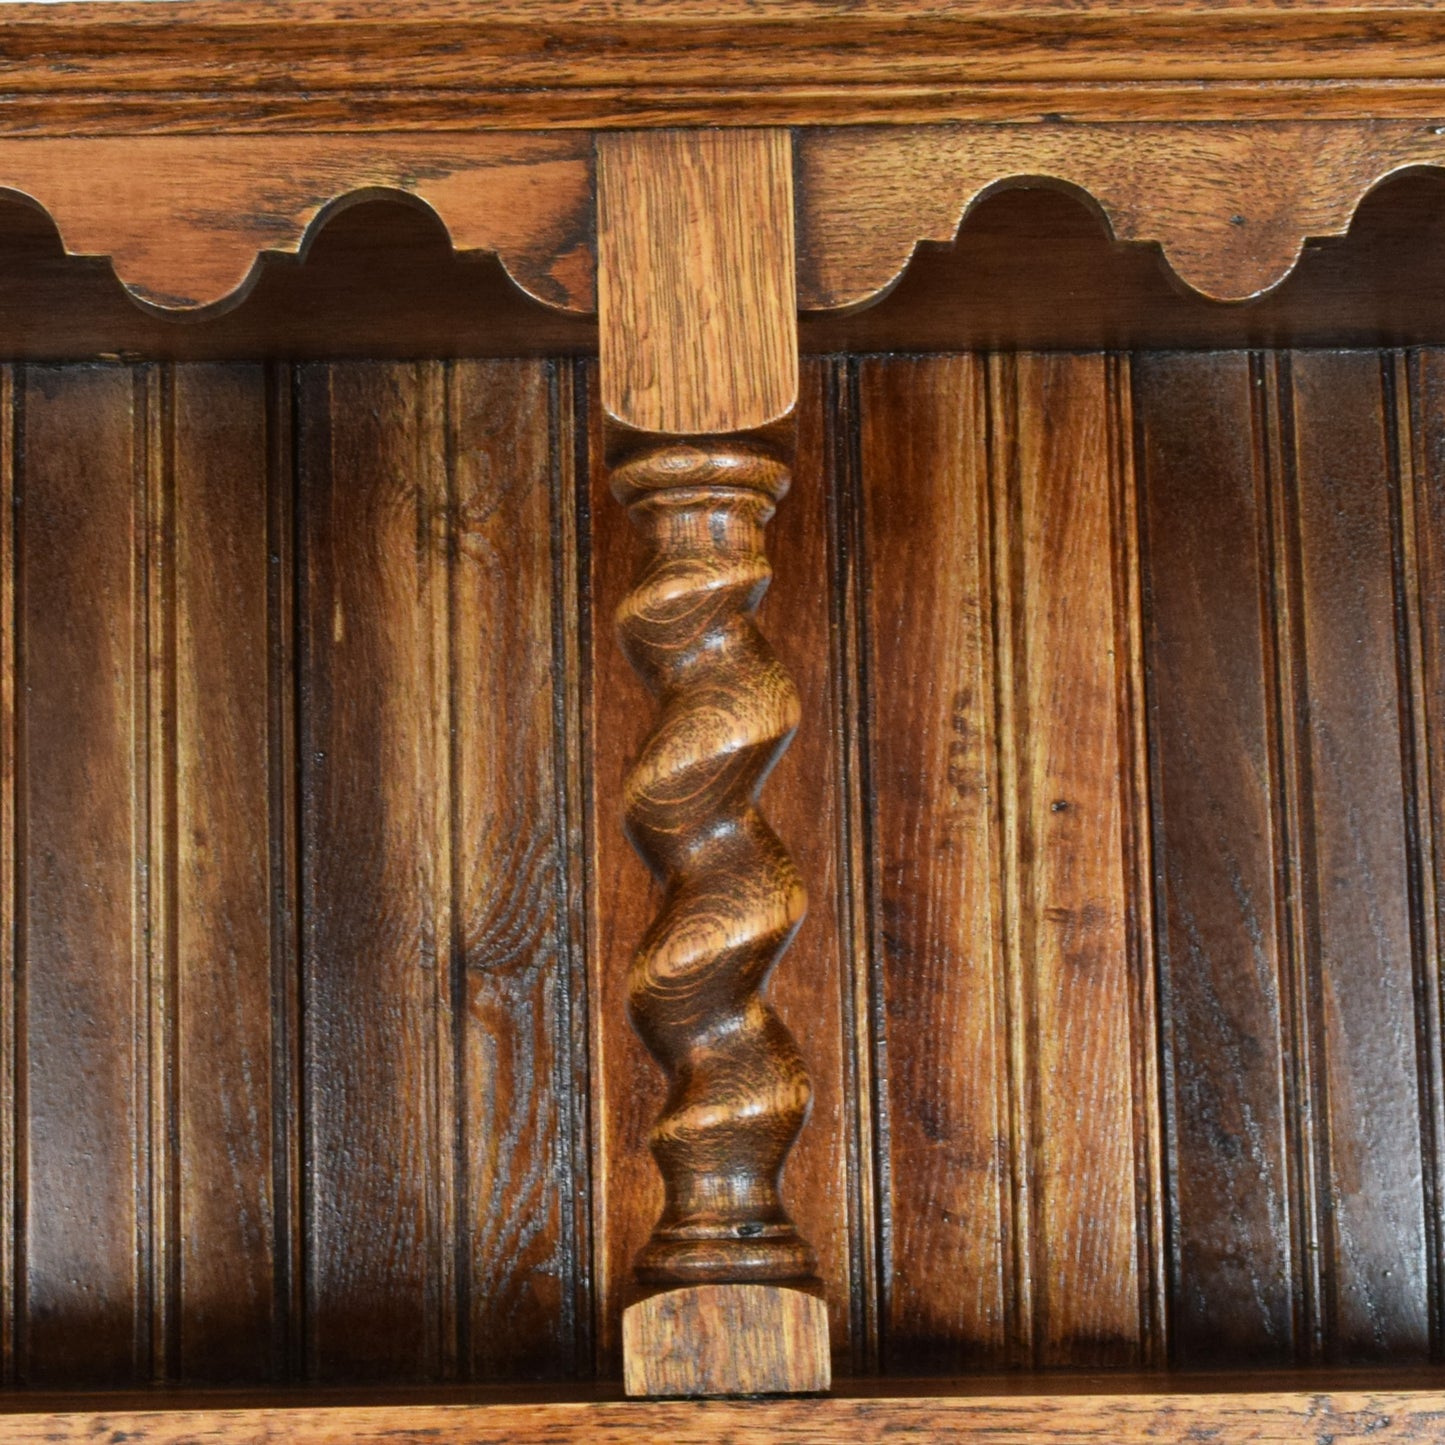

{"left": 1, "top": 1374, "right": 1443, "bottom": 1443}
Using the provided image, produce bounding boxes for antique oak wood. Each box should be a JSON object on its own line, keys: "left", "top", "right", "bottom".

{"left": 8, "top": 123, "right": 1445, "bottom": 320}
{"left": 4, "top": 1376, "right": 1445, "bottom": 1443}
{"left": 0, "top": 136, "right": 596, "bottom": 314}
{"left": 597, "top": 129, "right": 827, "bottom": 1396}
{"left": 9, "top": 347, "right": 1445, "bottom": 1398}
{"left": 5, "top": 0, "right": 1445, "bottom": 1434}
{"left": 7, "top": 0, "right": 1445, "bottom": 130}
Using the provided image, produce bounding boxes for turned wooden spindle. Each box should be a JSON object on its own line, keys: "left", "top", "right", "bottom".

{"left": 598, "top": 127, "right": 829, "bottom": 1396}
{"left": 612, "top": 440, "right": 815, "bottom": 1290}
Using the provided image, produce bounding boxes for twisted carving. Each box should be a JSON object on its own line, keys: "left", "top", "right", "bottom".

{"left": 612, "top": 440, "right": 819, "bottom": 1288}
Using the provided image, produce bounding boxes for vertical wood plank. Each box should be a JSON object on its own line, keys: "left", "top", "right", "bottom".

{"left": 828, "top": 359, "right": 882, "bottom": 1378}
{"left": 1134, "top": 351, "right": 1298, "bottom": 1366}
{"left": 0, "top": 365, "right": 14, "bottom": 1389}
{"left": 761, "top": 360, "right": 854, "bottom": 1364}
{"left": 421, "top": 362, "right": 460, "bottom": 1385}
{"left": 171, "top": 363, "right": 280, "bottom": 1381}
{"left": 266, "top": 364, "right": 303, "bottom": 1384}
{"left": 1406, "top": 346, "right": 1445, "bottom": 1361}
{"left": 142, "top": 365, "right": 178, "bottom": 1385}
{"left": 1005, "top": 353, "right": 1146, "bottom": 1367}
{"left": 1288, "top": 350, "right": 1430, "bottom": 1363}
{"left": 296, "top": 362, "right": 448, "bottom": 1382}
{"left": 586, "top": 365, "right": 654, "bottom": 1376}
{"left": 17, "top": 365, "right": 146, "bottom": 1384}
{"left": 859, "top": 353, "right": 1153, "bottom": 1371}
{"left": 859, "top": 354, "right": 1011, "bottom": 1372}
{"left": 450, "top": 358, "right": 590, "bottom": 1380}
{"left": 1112, "top": 355, "right": 1169, "bottom": 1370}
{"left": 554, "top": 359, "right": 595, "bottom": 1381}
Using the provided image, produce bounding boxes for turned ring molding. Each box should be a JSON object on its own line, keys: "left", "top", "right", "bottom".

{"left": 4, "top": 121, "right": 1445, "bottom": 317}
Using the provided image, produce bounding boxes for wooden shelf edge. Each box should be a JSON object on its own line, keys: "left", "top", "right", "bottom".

{"left": 2, "top": 1374, "right": 1443, "bottom": 1442}
{"left": 6, "top": 1, "right": 1445, "bottom": 129}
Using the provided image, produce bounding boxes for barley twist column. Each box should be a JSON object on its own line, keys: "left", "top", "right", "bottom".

{"left": 612, "top": 441, "right": 815, "bottom": 1288}
{"left": 598, "top": 129, "right": 829, "bottom": 1397}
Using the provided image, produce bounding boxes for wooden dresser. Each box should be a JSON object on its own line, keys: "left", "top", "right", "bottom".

{"left": 2, "top": 2, "right": 1445, "bottom": 1438}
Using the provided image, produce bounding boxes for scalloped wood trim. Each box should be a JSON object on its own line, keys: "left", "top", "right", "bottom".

{"left": 797, "top": 120, "right": 1445, "bottom": 306}
{"left": 8, "top": 121, "right": 1445, "bottom": 319}
{"left": 0, "top": 135, "right": 596, "bottom": 315}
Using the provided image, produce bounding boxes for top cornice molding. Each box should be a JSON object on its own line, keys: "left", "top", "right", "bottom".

{"left": 4, "top": 0, "right": 1445, "bottom": 132}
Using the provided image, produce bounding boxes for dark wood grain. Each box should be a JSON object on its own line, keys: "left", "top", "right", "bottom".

{"left": 5, "top": 349, "right": 1445, "bottom": 1398}
{"left": 584, "top": 363, "right": 660, "bottom": 1376}
{"left": 857, "top": 353, "right": 1159, "bottom": 1372}
{"left": 297, "top": 361, "right": 452, "bottom": 1381}
{"left": 171, "top": 364, "right": 284, "bottom": 1382}
{"left": 797, "top": 123, "right": 1445, "bottom": 311}
{"left": 1287, "top": 351, "right": 1430, "bottom": 1362}
{"left": 0, "top": 366, "right": 13, "bottom": 1389}
{"left": 450, "top": 359, "right": 590, "bottom": 1380}
{"left": 12, "top": 180, "right": 1445, "bottom": 365}
{"left": 5, "top": 0, "right": 1445, "bottom": 133}
{"left": 1404, "top": 347, "right": 1445, "bottom": 1360}
{"left": 1010, "top": 353, "right": 1158, "bottom": 1368}
{"left": 1134, "top": 351, "right": 1300, "bottom": 1367}
{"left": 7, "top": 1375, "right": 1445, "bottom": 1444}
{"left": 765, "top": 362, "right": 857, "bottom": 1365}
{"left": 857, "top": 354, "right": 1012, "bottom": 1372}
{"left": 588, "top": 369, "right": 858, "bottom": 1378}
{"left": 0, "top": 134, "right": 595, "bottom": 316}
{"left": 296, "top": 361, "right": 593, "bottom": 1382}
{"left": 0, "top": 198, "right": 596, "bottom": 364}
{"left": 1136, "top": 348, "right": 1442, "bottom": 1365}
{"left": 800, "top": 176, "right": 1445, "bottom": 357}
{"left": 16, "top": 365, "right": 148, "bottom": 1384}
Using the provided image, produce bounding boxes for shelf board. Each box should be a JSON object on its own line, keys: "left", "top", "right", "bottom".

{"left": 2, "top": 1373, "right": 1443, "bottom": 1442}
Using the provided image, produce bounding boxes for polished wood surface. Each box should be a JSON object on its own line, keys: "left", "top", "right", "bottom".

{"left": 0, "top": 135, "right": 595, "bottom": 314}
{"left": 598, "top": 130, "right": 796, "bottom": 436}
{"left": 800, "top": 178, "right": 1445, "bottom": 355}
{"left": 798, "top": 121, "right": 1445, "bottom": 306}
{"left": 610, "top": 446, "right": 815, "bottom": 1292}
{"left": 2, "top": 0, "right": 1440, "bottom": 1424}
{"left": 5, "top": 1376, "right": 1445, "bottom": 1443}
{"left": 3, "top": 361, "right": 592, "bottom": 1387}
{"left": 4, "top": 352, "right": 1442, "bottom": 1390}
{"left": 4, "top": 119, "right": 1445, "bottom": 326}
{"left": 1136, "top": 350, "right": 1443, "bottom": 1364}
{"left": 14, "top": 181, "right": 1445, "bottom": 362}
{"left": 586, "top": 367, "right": 858, "bottom": 1379}
{"left": 609, "top": 442, "right": 829, "bottom": 1395}
{"left": 4, "top": 0, "right": 1445, "bottom": 130}
{"left": 599, "top": 127, "right": 819, "bottom": 1393}
{"left": 857, "top": 354, "right": 1161, "bottom": 1371}
{"left": 622, "top": 1284, "right": 829, "bottom": 1397}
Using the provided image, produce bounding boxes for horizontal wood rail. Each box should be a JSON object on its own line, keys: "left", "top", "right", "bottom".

{"left": 2, "top": 1375, "right": 1444, "bottom": 1442}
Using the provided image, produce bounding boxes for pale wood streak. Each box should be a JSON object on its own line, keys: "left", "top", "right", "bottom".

{"left": 597, "top": 129, "right": 797, "bottom": 437}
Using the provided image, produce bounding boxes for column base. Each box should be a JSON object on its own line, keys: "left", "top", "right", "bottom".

{"left": 622, "top": 1282, "right": 831, "bottom": 1397}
